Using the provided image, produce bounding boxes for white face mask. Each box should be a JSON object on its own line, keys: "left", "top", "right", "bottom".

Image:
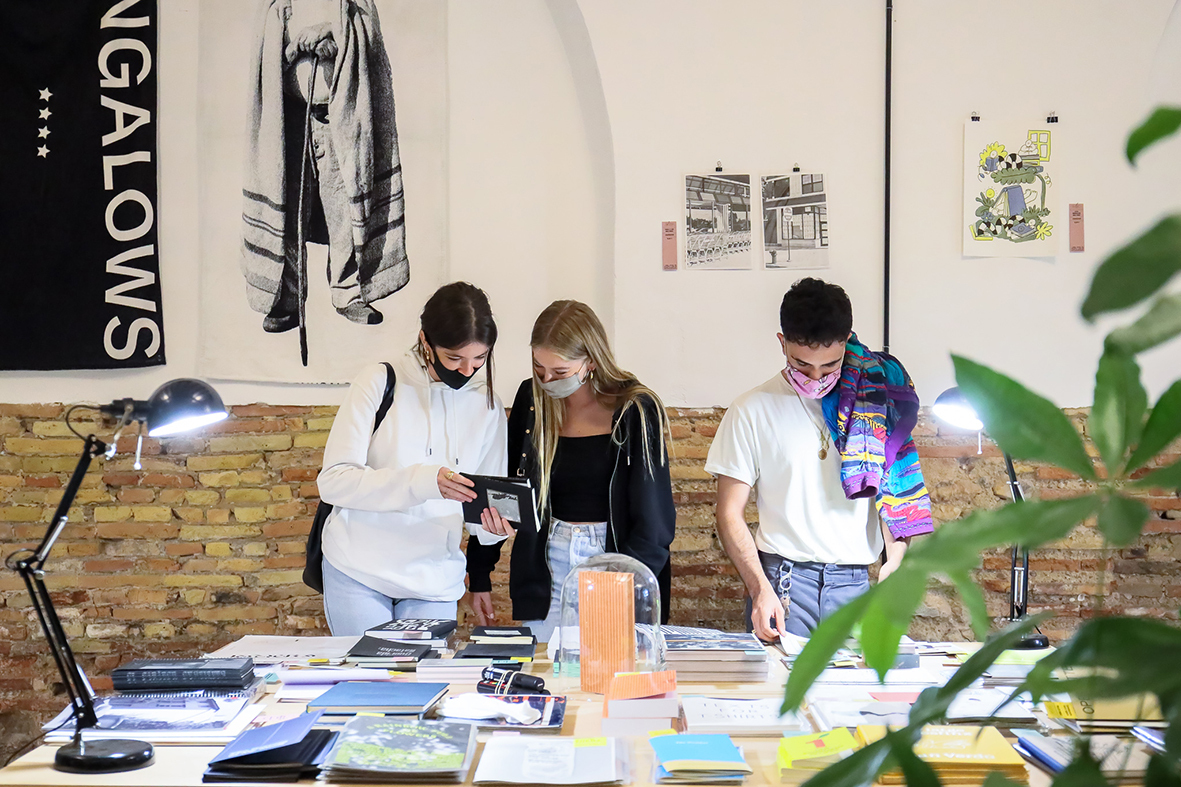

{"left": 538, "top": 362, "right": 588, "bottom": 400}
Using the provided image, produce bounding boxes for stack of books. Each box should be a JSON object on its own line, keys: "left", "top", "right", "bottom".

{"left": 680, "top": 697, "right": 809, "bottom": 737}
{"left": 648, "top": 733, "right": 753, "bottom": 784}
{"left": 469, "top": 625, "right": 537, "bottom": 646}
{"left": 661, "top": 627, "right": 769, "bottom": 682}
{"left": 365, "top": 619, "right": 457, "bottom": 651}
{"left": 204, "top": 710, "right": 336, "bottom": 782}
{"left": 346, "top": 636, "right": 438, "bottom": 669}
{"left": 112, "top": 658, "right": 256, "bottom": 691}
{"left": 857, "top": 725, "right": 1028, "bottom": 784}
{"left": 307, "top": 681, "right": 449, "bottom": 717}
{"left": 415, "top": 658, "right": 501, "bottom": 684}
{"left": 1045, "top": 694, "right": 1166, "bottom": 734}
{"left": 601, "top": 670, "right": 680, "bottom": 737}
{"left": 474, "top": 735, "right": 627, "bottom": 784}
{"left": 944, "top": 688, "right": 1037, "bottom": 728}
{"left": 1013, "top": 730, "right": 1152, "bottom": 782}
{"left": 776, "top": 728, "right": 859, "bottom": 784}
{"left": 44, "top": 694, "right": 263, "bottom": 746}
{"left": 319, "top": 717, "right": 478, "bottom": 783}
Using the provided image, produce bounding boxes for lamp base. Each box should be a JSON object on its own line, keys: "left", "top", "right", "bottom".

{"left": 1008, "top": 631, "right": 1050, "bottom": 650}
{"left": 54, "top": 738, "right": 154, "bottom": 773}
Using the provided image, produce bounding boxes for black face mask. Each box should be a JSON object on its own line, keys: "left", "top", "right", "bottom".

{"left": 428, "top": 343, "right": 476, "bottom": 390}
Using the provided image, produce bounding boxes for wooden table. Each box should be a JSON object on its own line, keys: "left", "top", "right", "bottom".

{"left": 0, "top": 653, "right": 1049, "bottom": 786}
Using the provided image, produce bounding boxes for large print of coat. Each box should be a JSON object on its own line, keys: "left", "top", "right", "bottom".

{"left": 240, "top": 0, "right": 409, "bottom": 315}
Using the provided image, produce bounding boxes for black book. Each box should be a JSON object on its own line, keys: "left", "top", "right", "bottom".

{"left": 455, "top": 642, "right": 535, "bottom": 662}
{"left": 365, "top": 618, "right": 457, "bottom": 641}
{"left": 347, "top": 636, "right": 434, "bottom": 662}
{"left": 204, "top": 710, "right": 335, "bottom": 783}
{"left": 112, "top": 658, "right": 255, "bottom": 690}
{"left": 461, "top": 475, "right": 540, "bottom": 532}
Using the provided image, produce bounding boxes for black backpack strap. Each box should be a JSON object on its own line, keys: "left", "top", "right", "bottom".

{"left": 373, "top": 362, "right": 397, "bottom": 433}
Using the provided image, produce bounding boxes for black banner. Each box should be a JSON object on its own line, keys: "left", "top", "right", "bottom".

{"left": 0, "top": 0, "right": 163, "bottom": 370}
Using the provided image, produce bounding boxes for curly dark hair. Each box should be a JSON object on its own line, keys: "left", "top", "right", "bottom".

{"left": 779, "top": 278, "right": 852, "bottom": 347}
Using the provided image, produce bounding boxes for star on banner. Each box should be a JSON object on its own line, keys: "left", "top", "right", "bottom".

{"left": 38, "top": 107, "right": 51, "bottom": 120}
{"left": 39, "top": 88, "right": 52, "bottom": 102}
{"left": 37, "top": 127, "right": 50, "bottom": 139}
{"left": 37, "top": 146, "right": 49, "bottom": 158}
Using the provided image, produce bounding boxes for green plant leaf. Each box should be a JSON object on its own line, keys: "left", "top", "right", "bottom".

{"left": 910, "top": 616, "right": 1051, "bottom": 723}
{"left": 1127, "top": 106, "right": 1181, "bottom": 164}
{"left": 954, "top": 356, "right": 1096, "bottom": 479}
{"left": 886, "top": 728, "right": 940, "bottom": 787}
{"left": 1097, "top": 494, "right": 1151, "bottom": 546}
{"left": 1145, "top": 753, "right": 1181, "bottom": 787}
{"left": 1051, "top": 743, "right": 1109, "bottom": 787}
{"left": 1082, "top": 215, "right": 1181, "bottom": 320}
{"left": 783, "top": 590, "right": 875, "bottom": 712}
{"left": 861, "top": 567, "right": 929, "bottom": 677}
{"left": 1128, "top": 380, "right": 1181, "bottom": 472}
{"left": 1134, "top": 460, "right": 1181, "bottom": 492}
{"left": 905, "top": 496, "right": 1101, "bottom": 572}
{"left": 1021, "top": 617, "right": 1181, "bottom": 703}
{"left": 795, "top": 738, "right": 893, "bottom": 787}
{"left": 1107, "top": 293, "right": 1181, "bottom": 356}
{"left": 948, "top": 569, "right": 991, "bottom": 640}
{"left": 1091, "top": 349, "right": 1148, "bottom": 476}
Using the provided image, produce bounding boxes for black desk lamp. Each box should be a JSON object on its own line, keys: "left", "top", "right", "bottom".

{"left": 933, "top": 387, "right": 1049, "bottom": 650}
{"left": 9, "top": 380, "right": 227, "bottom": 773}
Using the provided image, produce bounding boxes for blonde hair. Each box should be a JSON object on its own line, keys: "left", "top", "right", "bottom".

{"left": 530, "top": 301, "right": 671, "bottom": 515}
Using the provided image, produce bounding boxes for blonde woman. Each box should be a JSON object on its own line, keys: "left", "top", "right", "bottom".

{"left": 466, "top": 301, "right": 675, "bottom": 641}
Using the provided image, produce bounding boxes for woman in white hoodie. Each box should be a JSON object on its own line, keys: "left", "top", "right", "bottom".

{"left": 317, "top": 282, "right": 508, "bottom": 635}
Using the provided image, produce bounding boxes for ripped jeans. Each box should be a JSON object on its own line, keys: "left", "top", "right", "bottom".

{"left": 745, "top": 551, "right": 869, "bottom": 637}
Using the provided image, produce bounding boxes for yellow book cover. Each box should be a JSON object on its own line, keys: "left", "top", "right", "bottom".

{"left": 1071, "top": 695, "right": 1163, "bottom": 722}
{"left": 777, "top": 727, "right": 858, "bottom": 770}
{"left": 855, "top": 725, "right": 1025, "bottom": 767}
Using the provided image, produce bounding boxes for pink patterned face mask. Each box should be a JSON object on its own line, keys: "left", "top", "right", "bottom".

{"left": 785, "top": 366, "right": 840, "bottom": 399}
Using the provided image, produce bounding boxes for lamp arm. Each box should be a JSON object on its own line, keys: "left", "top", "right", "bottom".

{"left": 12, "top": 434, "right": 107, "bottom": 731}
{"left": 1002, "top": 451, "right": 1033, "bottom": 623}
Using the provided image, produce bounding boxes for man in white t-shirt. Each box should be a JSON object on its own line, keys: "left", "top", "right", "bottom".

{"left": 705, "top": 279, "right": 911, "bottom": 640}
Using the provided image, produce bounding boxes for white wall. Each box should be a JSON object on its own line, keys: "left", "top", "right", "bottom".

{"left": 1, "top": 0, "right": 1179, "bottom": 409}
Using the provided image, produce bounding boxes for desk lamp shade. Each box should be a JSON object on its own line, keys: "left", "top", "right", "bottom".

{"left": 100, "top": 378, "right": 228, "bottom": 437}
{"left": 15, "top": 379, "right": 227, "bottom": 774}
{"left": 933, "top": 387, "right": 983, "bottom": 431}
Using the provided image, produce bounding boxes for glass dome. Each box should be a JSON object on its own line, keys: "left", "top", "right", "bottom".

{"left": 554, "top": 553, "right": 664, "bottom": 694}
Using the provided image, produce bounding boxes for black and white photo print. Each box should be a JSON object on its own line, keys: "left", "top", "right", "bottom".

{"left": 198, "top": 0, "right": 446, "bottom": 382}
{"left": 761, "top": 172, "right": 829, "bottom": 270}
{"left": 684, "top": 174, "right": 753, "bottom": 270}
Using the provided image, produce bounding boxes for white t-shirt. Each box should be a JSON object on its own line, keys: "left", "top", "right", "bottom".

{"left": 704, "top": 372, "right": 882, "bottom": 565}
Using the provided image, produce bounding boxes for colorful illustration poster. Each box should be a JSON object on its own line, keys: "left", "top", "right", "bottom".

{"left": 963, "top": 122, "right": 1057, "bottom": 257}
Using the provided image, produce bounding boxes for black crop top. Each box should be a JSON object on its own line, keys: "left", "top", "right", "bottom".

{"left": 549, "top": 434, "right": 613, "bottom": 523}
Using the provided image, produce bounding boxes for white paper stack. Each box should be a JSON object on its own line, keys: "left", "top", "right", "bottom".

{"left": 474, "top": 735, "right": 628, "bottom": 785}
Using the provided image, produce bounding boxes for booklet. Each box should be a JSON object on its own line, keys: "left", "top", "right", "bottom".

{"left": 461, "top": 474, "right": 539, "bottom": 532}
{"left": 474, "top": 736, "right": 626, "bottom": 785}
{"left": 204, "top": 710, "right": 336, "bottom": 782}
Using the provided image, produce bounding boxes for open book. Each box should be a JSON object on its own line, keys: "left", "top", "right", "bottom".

{"left": 462, "top": 475, "right": 539, "bottom": 532}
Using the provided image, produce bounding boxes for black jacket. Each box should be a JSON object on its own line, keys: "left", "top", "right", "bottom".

{"left": 466, "top": 380, "right": 675, "bottom": 623}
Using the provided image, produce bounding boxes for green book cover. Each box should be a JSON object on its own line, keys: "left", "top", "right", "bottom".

{"left": 323, "top": 717, "right": 476, "bottom": 775}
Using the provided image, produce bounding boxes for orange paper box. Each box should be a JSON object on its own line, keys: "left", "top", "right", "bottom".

{"left": 579, "top": 571, "right": 636, "bottom": 693}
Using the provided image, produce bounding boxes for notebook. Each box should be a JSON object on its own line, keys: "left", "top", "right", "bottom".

{"left": 307, "top": 681, "right": 448, "bottom": 715}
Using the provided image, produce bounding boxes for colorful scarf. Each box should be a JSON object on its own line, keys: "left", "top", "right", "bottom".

{"left": 822, "top": 334, "right": 934, "bottom": 539}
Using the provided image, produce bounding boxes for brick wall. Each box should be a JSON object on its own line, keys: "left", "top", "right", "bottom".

{"left": 1, "top": 402, "right": 1178, "bottom": 729}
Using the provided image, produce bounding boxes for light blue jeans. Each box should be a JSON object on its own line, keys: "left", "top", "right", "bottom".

{"left": 322, "top": 557, "right": 457, "bottom": 636}
{"left": 522, "top": 519, "right": 608, "bottom": 644}
{"left": 745, "top": 552, "right": 870, "bottom": 637}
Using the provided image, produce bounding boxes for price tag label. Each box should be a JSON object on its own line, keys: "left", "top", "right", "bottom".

{"left": 1044, "top": 702, "right": 1076, "bottom": 719}
{"left": 574, "top": 737, "right": 608, "bottom": 748}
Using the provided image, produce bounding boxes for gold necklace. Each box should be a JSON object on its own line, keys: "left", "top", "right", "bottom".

{"left": 791, "top": 386, "right": 831, "bottom": 460}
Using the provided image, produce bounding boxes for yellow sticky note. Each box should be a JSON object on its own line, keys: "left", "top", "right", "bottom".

{"left": 647, "top": 729, "right": 678, "bottom": 739}
{"left": 1044, "top": 702, "right": 1075, "bottom": 719}
{"left": 574, "top": 737, "right": 608, "bottom": 748}
{"left": 355, "top": 712, "right": 384, "bottom": 718}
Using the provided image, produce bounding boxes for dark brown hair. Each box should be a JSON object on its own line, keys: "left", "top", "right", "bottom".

{"left": 416, "top": 282, "right": 498, "bottom": 408}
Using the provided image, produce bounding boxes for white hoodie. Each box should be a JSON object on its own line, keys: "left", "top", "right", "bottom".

{"left": 318, "top": 353, "right": 507, "bottom": 601}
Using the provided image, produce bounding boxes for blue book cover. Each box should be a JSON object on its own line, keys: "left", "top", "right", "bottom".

{"left": 307, "top": 681, "right": 448, "bottom": 715}
{"left": 210, "top": 710, "right": 323, "bottom": 764}
{"left": 649, "top": 734, "right": 752, "bottom": 774}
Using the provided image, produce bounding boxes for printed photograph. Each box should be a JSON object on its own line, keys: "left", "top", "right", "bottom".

{"left": 761, "top": 172, "right": 830, "bottom": 270}
{"left": 684, "top": 174, "right": 753, "bottom": 270}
